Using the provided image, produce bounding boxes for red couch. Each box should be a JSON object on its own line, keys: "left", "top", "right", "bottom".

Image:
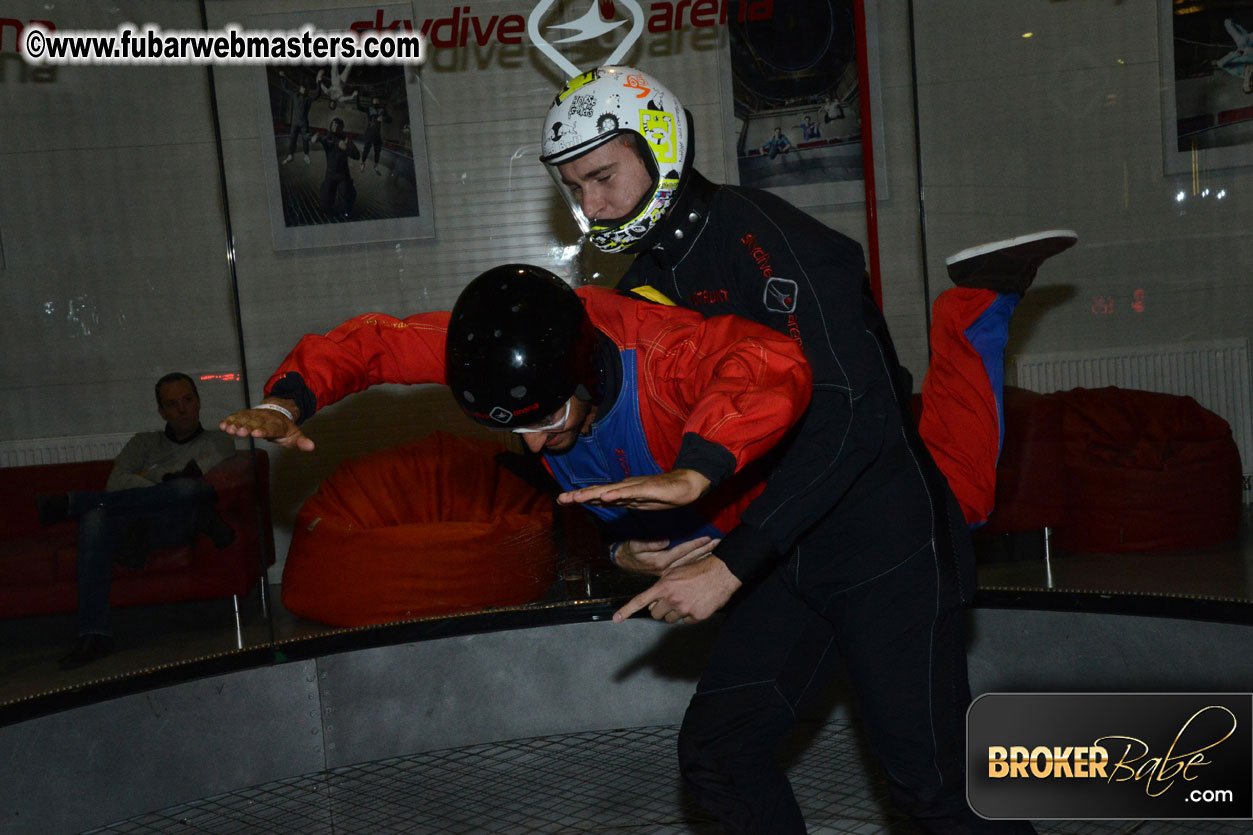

{"left": 0, "top": 451, "right": 275, "bottom": 619}
{"left": 977, "top": 386, "right": 1243, "bottom": 553}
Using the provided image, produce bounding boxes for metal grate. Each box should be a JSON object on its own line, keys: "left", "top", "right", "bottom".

{"left": 80, "top": 722, "right": 1248, "bottom": 834}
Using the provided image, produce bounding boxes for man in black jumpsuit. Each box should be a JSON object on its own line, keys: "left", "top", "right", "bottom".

{"left": 541, "top": 66, "right": 1033, "bottom": 834}
{"left": 278, "top": 70, "right": 320, "bottom": 165}
{"left": 313, "top": 117, "right": 359, "bottom": 220}
{"left": 355, "top": 94, "right": 392, "bottom": 175}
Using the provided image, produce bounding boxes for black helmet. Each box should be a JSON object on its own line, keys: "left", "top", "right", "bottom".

{"left": 446, "top": 264, "right": 596, "bottom": 430}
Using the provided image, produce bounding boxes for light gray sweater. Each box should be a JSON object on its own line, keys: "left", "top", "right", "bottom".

{"left": 106, "top": 426, "right": 237, "bottom": 492}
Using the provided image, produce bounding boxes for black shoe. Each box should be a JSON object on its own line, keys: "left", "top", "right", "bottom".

{"left": 945, "top": 230, "right": 1077, "bottom": 297}
{"left": 36, "top": 493, "right": 69, "bottom": 527}
{"left": 59, "top": 634, "right": 115, "bottom": 670}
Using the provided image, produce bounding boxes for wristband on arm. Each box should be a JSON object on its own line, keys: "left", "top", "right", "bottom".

{"left": 253, "top": 402, "right": 296, "bottom": 422}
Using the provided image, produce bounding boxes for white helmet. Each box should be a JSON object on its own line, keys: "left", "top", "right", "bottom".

{"left": 540, "top": 66, "right": 690, "bottom": 253}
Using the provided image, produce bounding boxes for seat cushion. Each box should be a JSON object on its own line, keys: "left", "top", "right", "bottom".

{"left": 1051, "top": 387, "right": 1242, "bottom": 552}
{"left": 282, "top": 432, "right": 559, "bottom": 627}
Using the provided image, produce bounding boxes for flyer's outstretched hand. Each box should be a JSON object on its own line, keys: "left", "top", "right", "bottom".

{"left": 219, "top": 399, "right": 315, "bottom": 452}
{"left": 558, "top": 469, "right": 710, "bottom": 510}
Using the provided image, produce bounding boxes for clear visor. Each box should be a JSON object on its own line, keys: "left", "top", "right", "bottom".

{"left": 544, "top": 163, "right": 592, "bottom": 235}
{"left": 542, "top": 132, "right": 659, "bottom": 239}
{"left": 509, "top": 399, "right": 572, "bottom": 434}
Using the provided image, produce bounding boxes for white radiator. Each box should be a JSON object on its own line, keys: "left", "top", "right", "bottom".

{"left": 0, "top": 432, "right": 135, "bottom": 468}
{"left": 1009, "top": 339, "right": 1252, "bottom": 479}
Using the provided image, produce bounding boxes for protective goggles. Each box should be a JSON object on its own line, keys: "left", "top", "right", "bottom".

{"left": 509, "top": 399, "right": 571, "bottom": 434}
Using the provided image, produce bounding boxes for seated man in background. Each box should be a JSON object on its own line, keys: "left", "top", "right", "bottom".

{"left": 37, "top": 372, "right": 237, "bottom": 669}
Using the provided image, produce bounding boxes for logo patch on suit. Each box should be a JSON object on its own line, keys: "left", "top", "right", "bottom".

{"left": 764, "top": 277, "right": 798, "bottom": 313}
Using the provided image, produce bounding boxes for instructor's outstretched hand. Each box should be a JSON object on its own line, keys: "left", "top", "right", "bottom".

{"left": 613, "top": 556, "right": 741, "bottom": 625}
{"left": 219, "top": 398, "right": 315, "bottom": 452}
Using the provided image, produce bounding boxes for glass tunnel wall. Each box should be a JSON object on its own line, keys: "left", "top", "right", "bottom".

{"left": 0, "top": 0, "right": 1248, "bottom": 708}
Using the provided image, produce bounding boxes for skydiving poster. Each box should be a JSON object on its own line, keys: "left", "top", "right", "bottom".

{"left": 250, "top": 4, "right": 434, "bottom": 250}
{"left": 1161, "top": 0, "right": 1253, "bottom": 174}
{"left": 720, "top": 0, "right": 886, "bottom": 207}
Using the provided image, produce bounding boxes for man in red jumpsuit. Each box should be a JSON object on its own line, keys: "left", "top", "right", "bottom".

{"left": 224, "top": 258, "right": 1007, "bottom": 832}
{"left": 222, "top": 264, "right": 809, "bottom": 555}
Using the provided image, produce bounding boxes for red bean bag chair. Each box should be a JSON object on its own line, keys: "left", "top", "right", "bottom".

{"left": 1050, "top": 387, "right": 1242, "bottom": 553}
{"left": 282, "top": 432, "right": 558, "bottom": 626}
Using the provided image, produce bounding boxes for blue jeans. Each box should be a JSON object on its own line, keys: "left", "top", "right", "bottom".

{"left": 67, "top": 478, "right": 216, "bottom": 636}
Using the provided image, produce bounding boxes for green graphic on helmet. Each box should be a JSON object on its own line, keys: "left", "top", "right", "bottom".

{"left": 540, "top": 66, "right": 690, "bottom": 254}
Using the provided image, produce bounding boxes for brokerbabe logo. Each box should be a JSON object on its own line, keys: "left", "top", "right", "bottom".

{"left": 967, "top": 693, "right": 1253, "bottom": 821}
